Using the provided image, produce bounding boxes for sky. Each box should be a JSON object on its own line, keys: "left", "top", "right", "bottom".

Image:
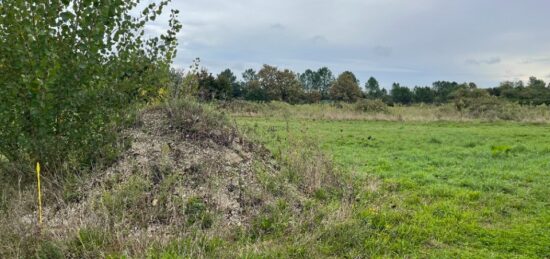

{"left": 145, "top": 0, "right": 550, "bottom": 88}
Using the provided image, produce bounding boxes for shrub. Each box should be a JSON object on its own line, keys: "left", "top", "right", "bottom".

{"left": 354, "top": 99, "right": 388, "bottom": 113}
{"left": 452, "top": 88, "right": 527, "bottom": 120}
{"left": 164, "top": 99, "right": 236, "bottom": 145}
{"left": 0, "top": 1, "right": 182, "bottom": 176}
{"left": 304, "top": 91, "right": 323, "bottom": 103}
{"left": 461, "top": 97, "right": 522, "bottom": 120}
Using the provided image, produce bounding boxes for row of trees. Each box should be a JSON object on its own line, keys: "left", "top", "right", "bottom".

{"left": 176, "top": 64, "right": 550, "bottom": 105}
{"left": 487, "top": 77, "right": 550, "bottom": 105}
{"left": 385, "top": 78, "right": 550, "bottom": 105}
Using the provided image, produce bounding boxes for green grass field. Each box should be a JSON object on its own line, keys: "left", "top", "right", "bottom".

{"left": 237, "top": 117, "right": 550, "bottom": 258}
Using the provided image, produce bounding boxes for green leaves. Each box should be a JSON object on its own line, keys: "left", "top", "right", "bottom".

{"left": 0, "top": 0, "right": 182, "bottom": 174}
{"left": 60, "top": 11, "right": 74, "bottom": 22}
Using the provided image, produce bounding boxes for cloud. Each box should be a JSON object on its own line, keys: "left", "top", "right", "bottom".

{"left": 269, "top": 23, "right": 286, "bottom": 30}
{"left": 521, "top": 57, "right": 550, "bottom": 64}
{"left": 372, "top": 46, "right": 392, "bottom": 58}
{"left": 308, "top": 35, "right": 328, "bottom": 45}
{"left": 157, "top": 0, "right": 550, "bottom": 87}
{"left": 465, "top": 57, "right": 501, "bottom": 65}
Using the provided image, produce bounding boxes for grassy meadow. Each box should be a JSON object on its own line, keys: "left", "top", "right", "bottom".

{"left": 224, "top": 100, "right": 550, "bottom": 123}
{"left": 236, "top": 114, "right": 550, "bottom": 257}
{"left": 1, "top": 101, "right": 549, "bottom": 258}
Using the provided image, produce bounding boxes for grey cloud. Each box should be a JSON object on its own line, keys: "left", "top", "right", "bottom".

{"left": 269, "top": 23, "right": 286, "bottom": 30}
{"left": 159, "top": 0, "right": 550, "bottom": 87}
{"left": 372, "top": 46, "right": 392, "bottom": 58}
{"left": 182, "top": 21, "right": 208, "bottom": 28}
{"left": 466, "top": 57, "right": 501, "bottom": 65}
{"left": 308, "top": 35, "right": 328, "bottom": 45}
{"left": 521, "top": 57, "right": 550, "bottom": 64}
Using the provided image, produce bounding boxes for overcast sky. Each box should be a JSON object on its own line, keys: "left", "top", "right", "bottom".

{"left": 147, "top": 0, "right": 550, "bottom": 88}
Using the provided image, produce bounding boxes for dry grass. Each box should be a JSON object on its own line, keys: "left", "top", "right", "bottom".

{"left": 0, "top": 99, "right": 352, "bottom": 258}
{"left": 221, "top": 100, "right": 550, "bottom": 123}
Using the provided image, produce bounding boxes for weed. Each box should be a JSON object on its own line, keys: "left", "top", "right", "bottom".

{"left": 37, "top": 240, "right": 64, "bottom": 259}
{"left": 147, "top": 235, "right": 225, "bottom": 258}
{"left": 68, "top": 228, "right": 111, "bottom": 258}
{"left": 510, "top": 144, "right": 528, "bottom": 154}
{"left": 250, "top": 199, "right": 292, "bottom": 239}
{"left": 101, "top": 174, "right": 151, "bottom": 225}
{"left": 464, "top": 141, "right": 478, "bottom": 148}
{"left": 63, "top": 174, "right": 83, "bottom": 203}
{"left": 185, "top": 197, "right": 213, "bottom": 229}
{"left": 491, "top": 145, "right": 512, "bottom": 157}
{"left": 428, "top": 137, "right": 443, "bottom": 144}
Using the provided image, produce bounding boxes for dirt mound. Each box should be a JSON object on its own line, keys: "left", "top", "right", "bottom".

{"left": 44, "top": 101, "right": 301, "bottom": 248}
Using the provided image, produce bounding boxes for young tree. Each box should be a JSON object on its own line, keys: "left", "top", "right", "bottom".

{"left": 0, "top": 0, "right": 181, "bottom": 171}
{"left": 257, "top": 65, "right": 304, "bottom": 103}
{"left": 497, "top": 81, "right": 519, "bottom": 100}
{"left": 195, "top": 68, "right": 231, "bottom": 101}
{"left": 317, "top": 67, "right": 335, "bottom": 99}
{"left": 197, "top": 69, "right": 218, "bottom": 101}
{"left": 278, "top": 69, "right": 304, "bottom": 104}
{"left": 299, "top": 69, "right": 319, "bottom": 92}
{"left": 390, "top": 83, "right": 413, "bottom": 104}
{"left": 300, "top": 68, "right": 326, "bottom": 103}
{"left": 495, "top": 77, "right": 550, "bottom": 105}
{"left": 215, "top": 74, "right": 232, "bottom": 100}
{"left": 218, "top": 69, "right": 240, "bottom": 99}
{"left": 413, "top": 86, "right": 436, "bottom": 103}
{"left": 525, "top": 77, "right": 550, "bottom": 104}
{"left": 242, "top": 69, "right": 266, "bottom": 101}
{"left": 432, "top": 81, "right": 462, "bottom": 103}
{"left": 365, "top": 77, "right": 385, "bottom": 99}
{"left": 329, "top": 71, "right": 362, "bottom": 102}
{"left": 258, "top": 65, "right": 280, "bottom": 101}
{"left": 242, "top": 68, "right": 259, "bottom": 83}
{"left": 528, "top": 76, "right": 546, "bottom": 89}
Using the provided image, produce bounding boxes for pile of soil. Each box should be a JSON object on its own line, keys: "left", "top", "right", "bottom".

{"left": 43, "top": 105, "right": 302, "bottom": 245}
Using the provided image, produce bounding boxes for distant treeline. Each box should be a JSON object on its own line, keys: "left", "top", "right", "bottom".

{"left": 172, "top": 63, "right": 550, "bottom": 105}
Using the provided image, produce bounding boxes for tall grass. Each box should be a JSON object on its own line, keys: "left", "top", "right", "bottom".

{"left": 222, "top": 100, "right": 550, "bottom": 123}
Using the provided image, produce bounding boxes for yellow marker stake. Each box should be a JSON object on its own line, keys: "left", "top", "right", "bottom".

{"left": 36, "top": 162, "right": 43, "bottom": 226}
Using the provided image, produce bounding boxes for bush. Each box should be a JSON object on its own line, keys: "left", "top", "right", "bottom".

{"left": 0, "top": 1, "right": 181, "bottom": 176}
{"left": 354, "top": 99, "right": 389, "bottom": 113}
{"left": 458, "top": 96, "right": 522, "bottom": 121}
{"left": 452, "top": 88, "right": 528, "bottom": 120}
{"left": 164, "top": 99, "right": 236, "bottom": 145}
{"left": 304, "top": 91, "right": 323, "bottom": 103}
